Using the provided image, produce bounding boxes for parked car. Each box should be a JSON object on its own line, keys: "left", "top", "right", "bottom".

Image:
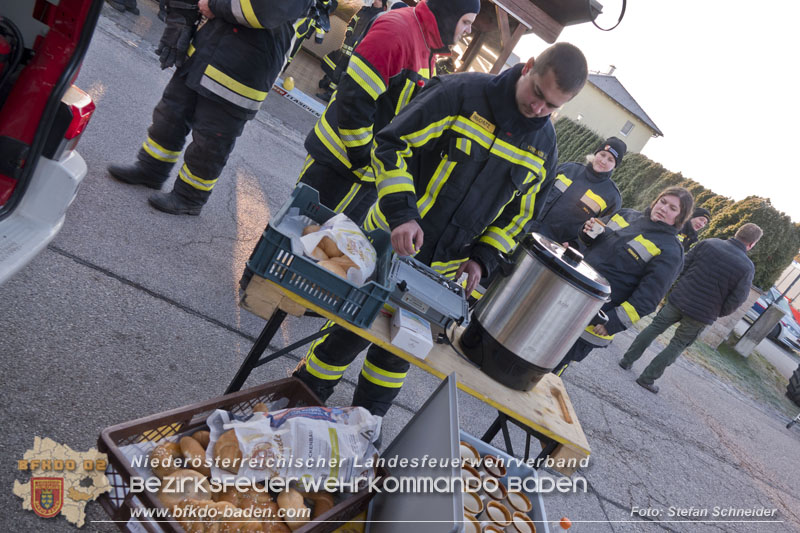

{"left": 0, "top": 0, "right": 101, "bottom": 284}
{"left": 744, "top": 287, "right": 800, "bottom": 352}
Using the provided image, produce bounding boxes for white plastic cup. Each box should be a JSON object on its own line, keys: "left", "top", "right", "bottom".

{"left": 463, "top": 490, "right": 484, "bottom": 517}
{"left": 480, "top": 454, "right": 508, "bottom": 479}
{"left": 479, "top": 475, "right": 507, "bottom": 504}
{"left": 460, "top": 441, "right": 481, "bottom": 467}
{"left": 463, "top": 512, "right": 481, "bottom": 533}
{"left": 585, "top": 217, "right": 606, "bottom": 238}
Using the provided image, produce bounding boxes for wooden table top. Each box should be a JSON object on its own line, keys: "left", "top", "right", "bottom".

{"left": 241, "top": 275, "right": 591, "bottom": 465}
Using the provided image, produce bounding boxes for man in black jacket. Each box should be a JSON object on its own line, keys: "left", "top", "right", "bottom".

{"left": 620, "top": 222, "right": 763, "bottom": 393}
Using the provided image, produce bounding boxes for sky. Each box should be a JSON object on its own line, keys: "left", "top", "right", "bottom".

{"left": 514, "top": 0, "right": 800, "bottom": 222}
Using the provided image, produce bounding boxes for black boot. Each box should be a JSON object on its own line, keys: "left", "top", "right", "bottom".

{"left": 108, "top": 162, "right": 168, "bottom": 189}
{"left": 148, "top": 191, "right": 203, "bottom": 216}
{"left": 105, "top": 0, "right": 126, "bottom": 11}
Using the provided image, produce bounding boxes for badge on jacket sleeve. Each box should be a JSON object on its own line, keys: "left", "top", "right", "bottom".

{"left": 469, "top": 112, "right": 495, "bottom": 134}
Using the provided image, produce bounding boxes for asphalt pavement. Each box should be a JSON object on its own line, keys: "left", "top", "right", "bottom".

{"left": 1, "top": 3, "right": 799, "bottom": 532}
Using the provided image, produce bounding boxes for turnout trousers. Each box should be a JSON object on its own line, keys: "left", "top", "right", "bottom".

{"left": 553, "top": 338, "right": 596, "bottom": 376}
{"left": 138, "top": 73, "right": 249, "bottom": 207}
{"left": 620, "top": 301, "right": 706, "bottom": 384}
{"left": 297, "top": 156, "right": 377, "bottom": 225}
{"left": 293, "top": 321, "right": 410, "bottom": 417}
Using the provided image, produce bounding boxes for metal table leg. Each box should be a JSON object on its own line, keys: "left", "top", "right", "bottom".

{"left": 481, "top": 410, "right": 560, "bottom": 469}
{"left": 225, "top": 309, "right": 287, "bottom": 394}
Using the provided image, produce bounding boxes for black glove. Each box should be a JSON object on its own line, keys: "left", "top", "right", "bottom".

{"left": 155, "top": 3, "right": 199, "bottom": 70}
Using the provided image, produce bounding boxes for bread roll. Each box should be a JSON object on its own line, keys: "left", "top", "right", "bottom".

{"left": 252, "top": 402, "right": 270, "bottom": 414}
{"left": 150, "top": 441, "right": 182, "bottom": 479}
{"left": 213, "top": 429, "right": 243, "bottom": 474}
{"left": 329, "top": 255, "right": 357, "bottom": 271}
{"left": 180, "top": 436, "right": 210, "bottom": 477}
{"left": 277, "top": 489, "right": 310, "bottom": 531}
{"left": 302, "top": 224, "right": 321, "bottom": 236}
{"left": 191, "top": 430, "right": 210, "bottom": 449}
{"left": 318, "top": 260, "right": 347, "bottom": 279}
{"left": 157, "top": 470, "right": 212, "bottom": 507}
{"left": 302, "top": 491, "right": 335, "bottom": 519}
{"left": 319, "top": 236, "right": 342, "bottom": 258}
{"left": 310, "top": 246, "right": 328, "bottom": 261}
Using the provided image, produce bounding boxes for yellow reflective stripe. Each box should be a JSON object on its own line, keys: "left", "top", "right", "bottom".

{"left": 297, "top": 155, "right": 315, "bottom": 182}
{"left": 478, "top": 230, "right": 514, "bottom": 253}
{"left": 418, "top": 158, "right": 456, "bottom": 218}
{"left": 419, "top": 68, "right": 431, "bottom": 78}
{"left": 496, "top": 179, "right": 541, "bottom": 246}
{"left": 395, "top": 79, "right": 415, "bottom": 115}
{"left": 239, "top": 0, "right": 263, "bottom": 28}
{"left": 584, "top": 189, "right": 607, "bottom": 212}
{"left": 401, "top": 115, "right": 458, "bottom": 148}
{"left": 340, "top": 125, "right": 373, "bottom": 148}
{"left": 142, "top": 137, "right": 180, "bottom": 163}
{"left": 490, "top": 138, "right": 545, "bottom": 174}
{"left": 205, "top": 65, "right": 267, "bottom": 101}
{"left": 634, "top": 234, "right": 661, "bottom": 258}
{"left": 179, "top": 164, "right": 218, "bottom": 191}
{"left": 361, "top": 359, "right": 407, "bottom": 388}
{"left": 456, "top": 137, "right": 471, "bottom": 155}
{"left": 452, "top": 116, "right": 493, "bottom": 149}
{"left": 187, "top": 43, "right": 195, "bottom": 57}
{"left": 376, "top": 175, "right": 415, "bottom": 197}
{"left": 323, "top": 55, "right": 336, "bottom": 69}
{"left": 333, "top": 182, "right": 362, "bottom": 213}
{"left": 365, "top": 205, "right": 390, "bottom": 232}
{"left": 431, "top": 259, "right": 466, "bottom": 278}
{"left": 347, "top": 55, "right": 386, "bottom": 100}
{"left": 608, "top": 214, "right": 629, "bottom": 231}
{"left": 580, "top": 325, "right": 614, "bottom": 345}
{"left": 620, "top": 301, "right": 640, "bottom": 327}
{"left": 556, "top": 174, "right": 572, "bottom": 186}
{"left": 314, "top": 100, "right": 351, "bottom": 168}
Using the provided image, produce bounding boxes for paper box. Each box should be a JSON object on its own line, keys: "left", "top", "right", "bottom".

{"left": 390, "top": 307, "right": 434, "bottom": 359}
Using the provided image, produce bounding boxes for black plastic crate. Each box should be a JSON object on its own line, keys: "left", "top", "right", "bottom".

{"left": 243, "top": 184, "right": 392, "bottom": 328}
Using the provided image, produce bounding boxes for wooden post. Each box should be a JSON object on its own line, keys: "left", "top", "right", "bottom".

{"left": 457, "top": 31, "right": 487, "bottom": 72}
{"left": 489, "top": 22, "right": 527, "bottom": 74}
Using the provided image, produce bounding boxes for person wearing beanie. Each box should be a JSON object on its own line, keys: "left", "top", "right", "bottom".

{"left": 530, "top": 136, "right": 626, "bottom": 247}
{"left": 677, "top": 206, "right": 711, "bottom": 252}
{"left": 299, "top": 0, "right": 479, "bottom": 224}
{"left": 294, "top": 42, "right": 589, "bottom": 418}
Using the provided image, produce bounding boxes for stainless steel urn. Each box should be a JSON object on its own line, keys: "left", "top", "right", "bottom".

{"left": 460, "top": 233, "right": 611, "bottom": 390}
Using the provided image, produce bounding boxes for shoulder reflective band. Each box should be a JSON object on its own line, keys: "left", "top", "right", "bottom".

{"left": 554, "top": 174, "right": 572, "bottom": 192}
{"left": 607, "top": 213, "right": 629, "bottom": 232}
{"left": 628, "top": 234, "right": 662, "bottom": 262}
{"left": 618, "top": 301, "right": 640, "bottom": 328}
{"left": 581, "top": 189, "right": 607, "bottom": 214}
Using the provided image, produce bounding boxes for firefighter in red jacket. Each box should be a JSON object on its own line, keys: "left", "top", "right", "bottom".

{"left": 107, "top": 0, "right": 316, "bottom": 215}
{"left": 298, "top": 0, "right": 480, "bottom": 224}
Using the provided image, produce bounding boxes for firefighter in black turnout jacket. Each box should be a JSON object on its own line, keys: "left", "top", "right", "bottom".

{"left": 293, "top": 44, "right": 589, "bottom": 418}
{"left": 553, "top": 187, "right": 694, "bottom": 375}
{"left": 298, "top": 0, "right": 480, "bottom": 224}
{"left": 532, "top": 137, "right": 625, "bottom": 247}
{"left": 108, "top": 0, "right": 318, "bottom": 215}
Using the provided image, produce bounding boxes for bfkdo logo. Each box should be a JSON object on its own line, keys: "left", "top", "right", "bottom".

{"left": 31, "top": 477, "right": 64, "bottom": 518}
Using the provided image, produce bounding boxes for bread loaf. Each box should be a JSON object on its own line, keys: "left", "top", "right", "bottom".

{"left": 149, "top": 441, "right": 182, "bottom": 479}
{"left": 318, "top": 260, "right": 347, "bottom": 279}
{"left": 191, "top": 430, "right": 210, "bottom": 449}
{"left": 157, "top": 470, "right": 212, "bottom": 507}
{"left": 302, "top": 224, "right": 321, "bottom": 236}
{"left": 277, "top": 488, "right": 310, "bottom": 531}
{"left": 213, "top": 429, "right": 243, "bottom": 474}
{"left": 319, "top": 236, "right": 342, "bottom": 258}
{"left": 179, "top": 436, "right": 210, "bottom": 477}
{"left": 310, "top": 246, "right": 329, "bottom": 261}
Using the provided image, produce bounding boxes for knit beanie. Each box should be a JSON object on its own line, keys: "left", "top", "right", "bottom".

{"left": 426, "top": 0, "right": 480, "bottom": 46}
{"left": 692, "top": 207, "right": 711, "bottom": 223}
{"left": 595, "top": 137, "right": 627, "bottom": 165}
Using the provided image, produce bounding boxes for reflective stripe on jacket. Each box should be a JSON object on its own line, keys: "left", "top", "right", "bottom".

{"left": 305, "top": 1, "right": 442, "bottom": 179}
{"left": 182, "top": 0, "right": 313, "bottom": 117}
{"left": 531, "top": 162, "right": 621, "bottom": 244}
{"left": 363, "top": 64, "right": 558, "bottom": 278}
{"left": 583, "top": 208, "right": 684, "bottom": 336}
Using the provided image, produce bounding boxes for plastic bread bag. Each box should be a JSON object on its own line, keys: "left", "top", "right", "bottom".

{"left": 206, "top": 406, "right": 381, "bottom": 485}
{"left": 299, "top": 213, "right": 377, "bottom": 285}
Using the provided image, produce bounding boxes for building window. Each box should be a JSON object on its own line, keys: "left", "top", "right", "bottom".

{"left": 620, "top": 120, "right": 634, "bottom": 136}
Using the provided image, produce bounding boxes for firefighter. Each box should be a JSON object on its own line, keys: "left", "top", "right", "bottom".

{"left": 316, "top": 0, "right": 393, "bottom": 102}
{"left": 283, "top": 1, "right": 338, "bottom": 74}
{"left": 532, "top": 137, "right": 626, "bottom": 247}
{"left": 297, "top": 0, "right": 480, "bottom": 224}
{"left": 107, "top": 0, "right": 317, "bottom": 215}
{"left": 552, "top": 187, "right": 694, "bottom": 375}
{"left": 676, "top": 207, "right": 711, "bottom": 252}
{"left": 293, "top": 43, "right": 589, "bottom": 418}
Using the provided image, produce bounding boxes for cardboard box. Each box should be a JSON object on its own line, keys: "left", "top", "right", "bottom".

{"left": 390, "top": 307, "right": 434, "bottom": 359}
